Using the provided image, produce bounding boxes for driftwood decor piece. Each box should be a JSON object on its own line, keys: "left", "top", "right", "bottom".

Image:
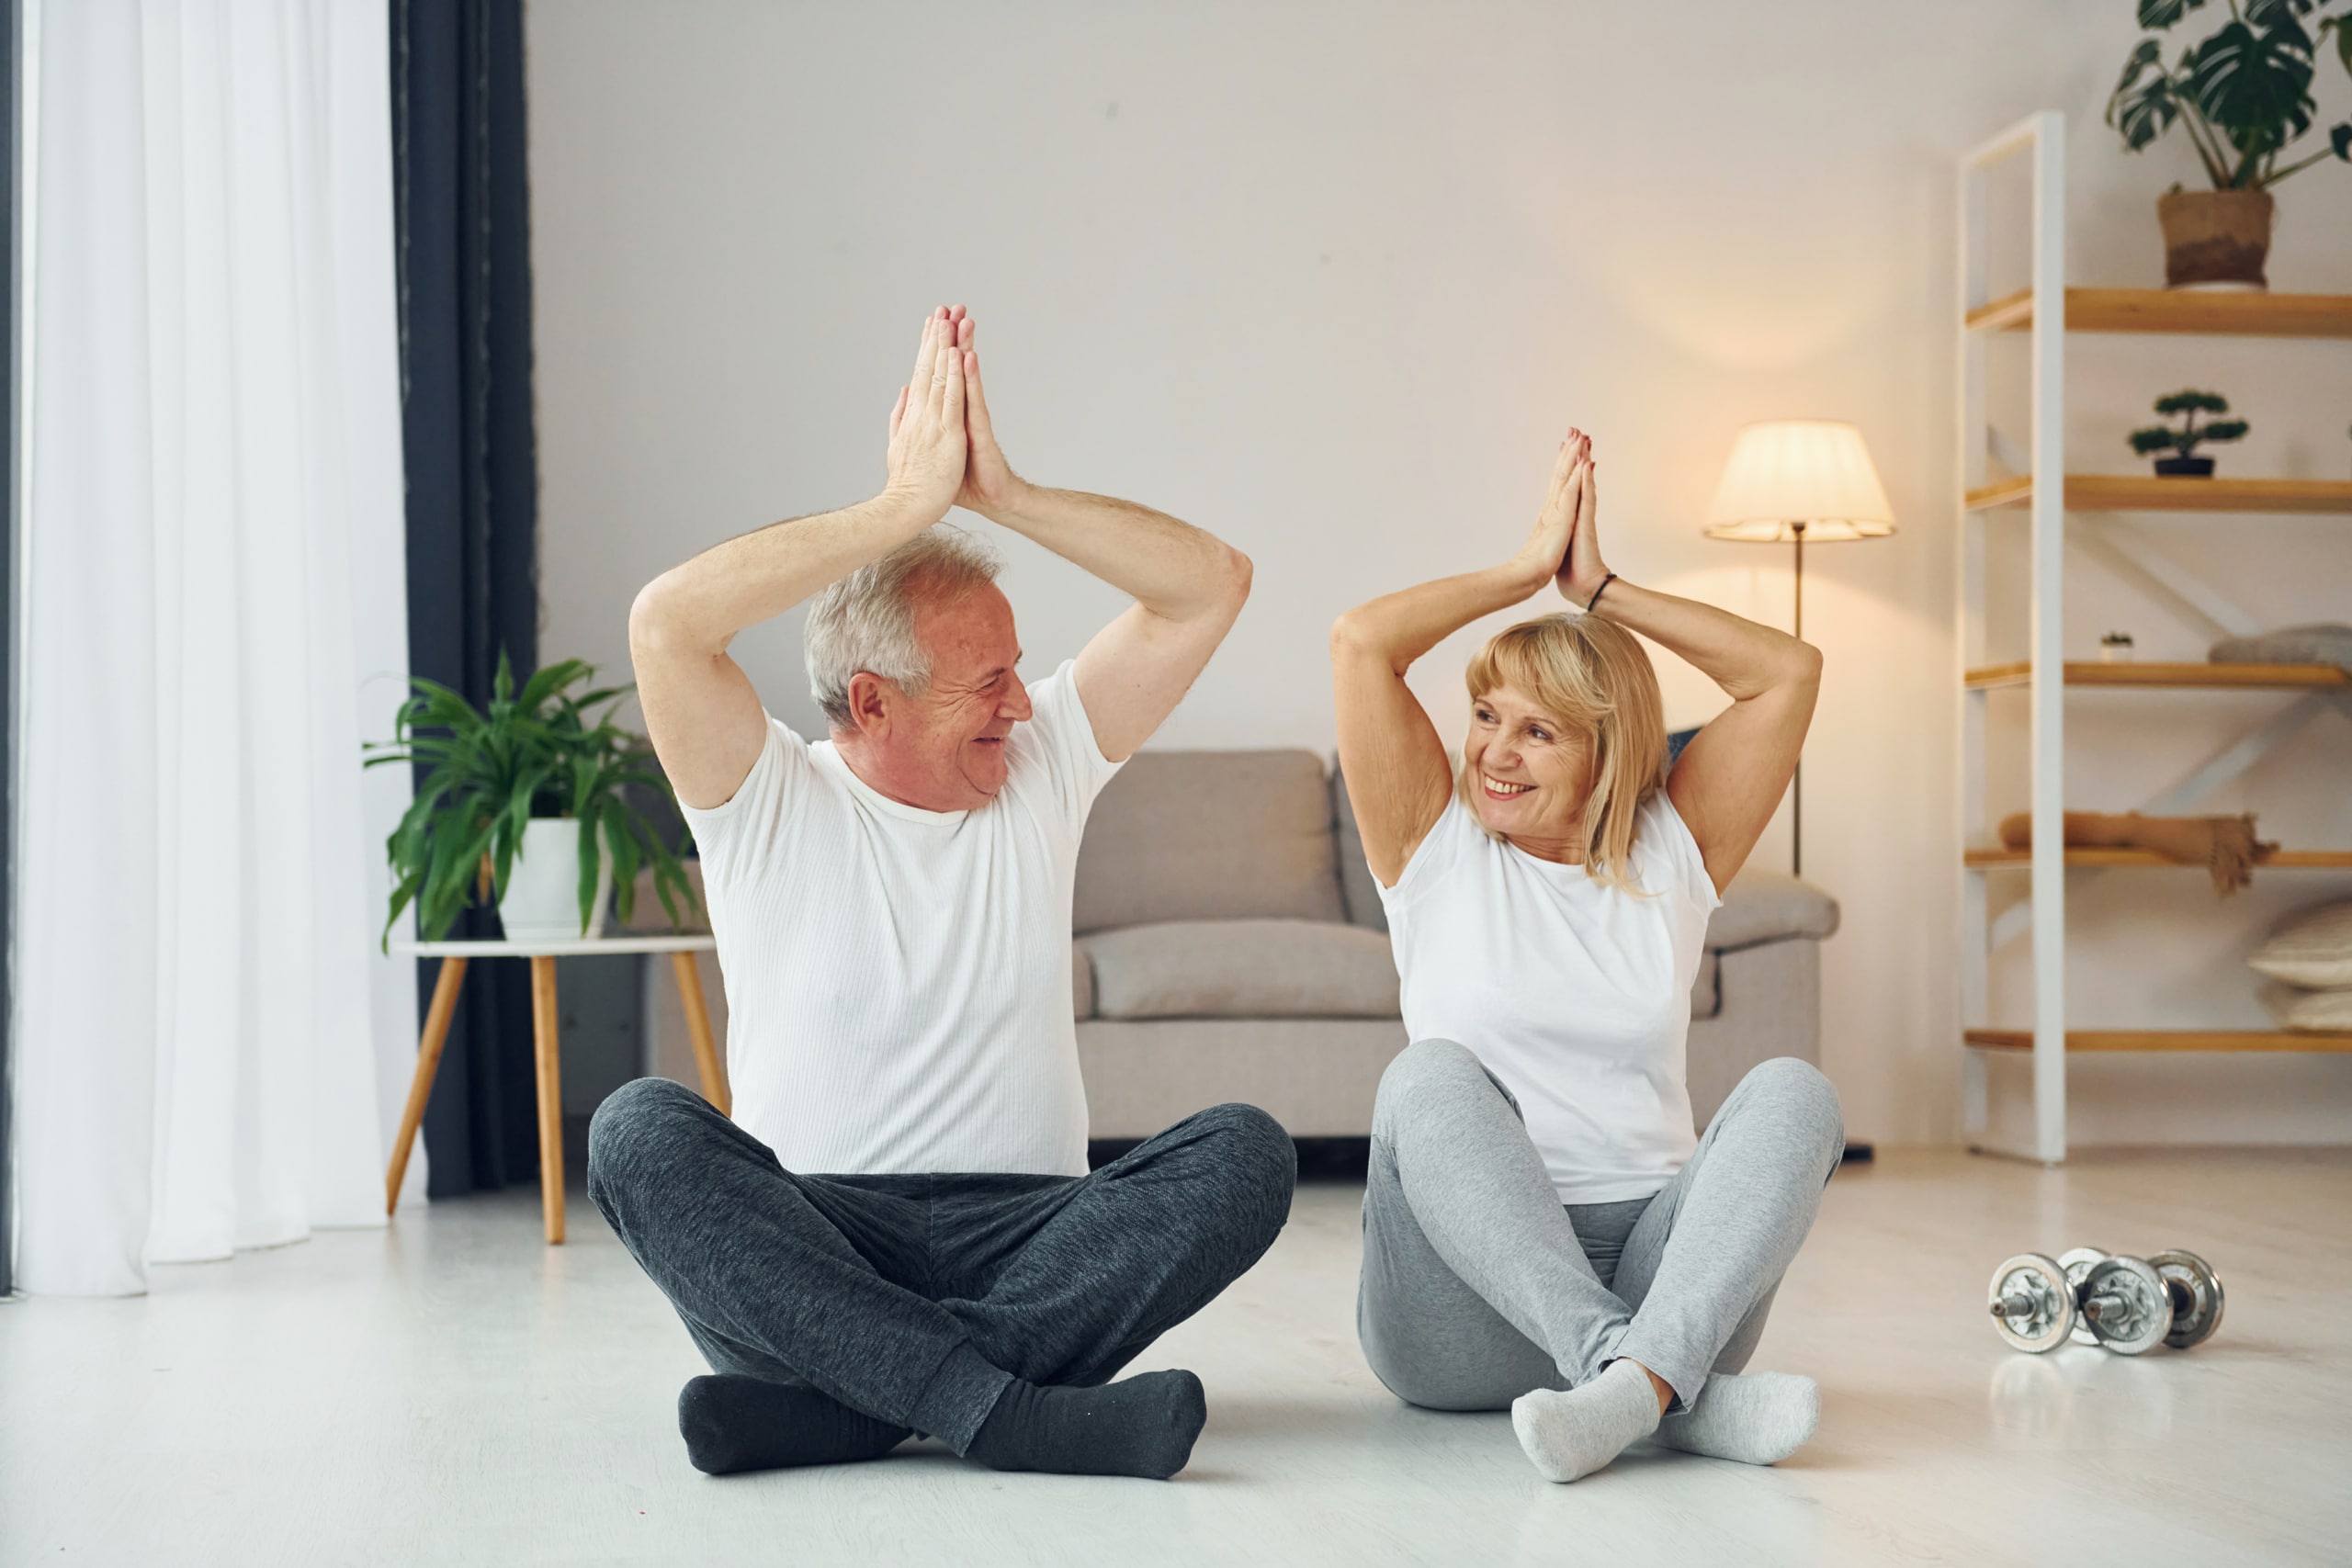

{"left": 1998, "top": 810, "right": 2278, "bottom": 897}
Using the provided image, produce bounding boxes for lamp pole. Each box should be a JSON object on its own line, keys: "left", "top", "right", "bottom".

{"left": 1791, "top": 520, "right": 1805, "bottom": 877}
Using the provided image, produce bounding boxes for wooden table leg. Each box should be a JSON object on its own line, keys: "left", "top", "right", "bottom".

{"left": 530, "top": 954, "right": 565, "bottom": 1245}
{"left": 673, "top": 951, "right": 729, "bottom": 1117}
{"left": 385, "top": 955, "right": 469, "bottom": 1216}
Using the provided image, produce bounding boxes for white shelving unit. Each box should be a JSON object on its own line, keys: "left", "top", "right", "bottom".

{"left": 1955, "top": 111, "right": 2352, "bottom": 1164}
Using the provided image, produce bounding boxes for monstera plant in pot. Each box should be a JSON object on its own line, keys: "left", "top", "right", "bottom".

{"left": 2107, "top": 0, "right": 2352, "bottom": 288}
{"left": 368, "top": 654, "right": 698, "bottom": 945}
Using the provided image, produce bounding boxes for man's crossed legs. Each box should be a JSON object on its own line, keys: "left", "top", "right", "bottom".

{"left": 587, "top": 1078, "right": 1296, "bottom": 1480}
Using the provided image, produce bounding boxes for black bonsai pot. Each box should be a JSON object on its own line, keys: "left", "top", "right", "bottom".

{"left": 2131, "top": 393, "right": 2245, "bottom": 477}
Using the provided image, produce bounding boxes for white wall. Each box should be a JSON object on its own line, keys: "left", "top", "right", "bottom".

{"left": 526, "top": 0, "right": 2352, "bottom": 1146}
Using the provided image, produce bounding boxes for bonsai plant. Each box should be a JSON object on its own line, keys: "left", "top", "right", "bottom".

{"left": 367, "top": 652, "right": 698, "bottom": 946}
{"left": 2107, "top": 0, "right": 2352, "bottom": 288}
{"left": 2128, "top": 389, "right": 2251, "bottom": 475}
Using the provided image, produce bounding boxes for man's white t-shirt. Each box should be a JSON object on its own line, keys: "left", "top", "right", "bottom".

{"left": 678, "top": 660, "right": 1121, "bottom": 1178}
{"left": 1376, "top": 789, "right": 1722, "bottom": 1204}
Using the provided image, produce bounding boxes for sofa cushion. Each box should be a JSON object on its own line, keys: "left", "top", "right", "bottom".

{"left": 1705, "top": 869, "right": 1839, "bottom": 950}
{"left": 1329, "top": 767, "right": 1390, "bottom": 933}
{"left": 2261, "top": 979, "right": 2352, "bottom": 1032}
{"left": 1073, "top": 941, "right": 1095, "bottom": 1020}
{"left": 2211, "top": 622, "right": 2352, "bottom": 678}
{"left": 1081, "top": 919, "right": 1400, "bottom": 1020}
{"left": 1074, "top": 750, "right": 1346, "bottom": 933}
{"left": 2283, "top": 989, "right": 2352, "bottom": 1031}
{"left": 2246, "top": 898, "right": 2352, "bottom": 989}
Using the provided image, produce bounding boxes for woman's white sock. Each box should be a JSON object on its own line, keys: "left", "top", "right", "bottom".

{"left": 1510, "top": 1360, "right": 1660, "bottom": 1483}
{"left": 1653, "top": 1371, "right": 1819, "bottom": 1465}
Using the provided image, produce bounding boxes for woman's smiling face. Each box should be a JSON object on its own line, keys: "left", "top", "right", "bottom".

{"left": 1464, "top": 683, "right": 1596, "bottom": 851}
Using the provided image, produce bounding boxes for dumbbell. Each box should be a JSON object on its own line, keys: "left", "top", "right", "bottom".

{"left": 2067, "top": 1247, "right": 2225, "bottom": 1352}
{"left": 1986, "top": 1247, "right": 2225, "bottom": 1355}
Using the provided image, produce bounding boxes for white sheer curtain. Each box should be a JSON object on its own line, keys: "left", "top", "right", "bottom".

{"left": 15, "top": 0, "right": 418, "bottom": 1295}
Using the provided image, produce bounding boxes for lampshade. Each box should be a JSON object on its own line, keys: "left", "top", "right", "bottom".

{"left": 1702, "top": 420, "right": 1895, "bottom": 543}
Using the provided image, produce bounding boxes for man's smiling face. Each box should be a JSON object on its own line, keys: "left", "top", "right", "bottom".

{"left": 848, "top": 580, "right": 1032, "bottom": 812}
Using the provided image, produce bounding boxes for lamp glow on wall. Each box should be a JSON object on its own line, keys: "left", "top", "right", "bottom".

{"left": 1702, "top": 420, "right": 1895, "bottom": 875}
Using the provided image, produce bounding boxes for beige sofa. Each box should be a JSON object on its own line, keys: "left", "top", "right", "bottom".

{"left": 639, "top": 750, "right": 1840, "bottom": 1139}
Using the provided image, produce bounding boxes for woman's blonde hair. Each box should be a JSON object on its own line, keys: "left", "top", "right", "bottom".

{"left": 1455, "top": 613, "right": 1668, "bottom": 892}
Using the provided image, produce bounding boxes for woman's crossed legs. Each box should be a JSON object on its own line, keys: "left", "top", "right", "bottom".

{"left": 1357, "top": 1038, "right": 1842, "bottom": 1481}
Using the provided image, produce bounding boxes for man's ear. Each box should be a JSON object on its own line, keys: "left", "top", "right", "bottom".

{"left": 845, "top": 671, "right": 894, "bottom": 739}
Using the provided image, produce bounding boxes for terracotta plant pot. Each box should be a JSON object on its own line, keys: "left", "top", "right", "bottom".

{"left": 2157, "top": 189, "right": 2273, "bottom": 289}
{"left": 2154, "top": 456, "right": 2216, "bottom": 477}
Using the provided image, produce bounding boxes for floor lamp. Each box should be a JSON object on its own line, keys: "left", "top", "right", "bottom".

{"left": 1701, "top": 420, "right": 1896, "bottom": 878}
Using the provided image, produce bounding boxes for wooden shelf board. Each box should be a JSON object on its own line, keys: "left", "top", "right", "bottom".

{"left": 1964, "top": 660, "right": 2350, "bottom": 690}
{"left": 1967, "top": 475, "right": 2034, "bottom": 511}
{"left": 1963, "top": 475, "right": 2352, "bottom": 514}
{"left": 1965, "top": 847, "right": 2352, "bottom": 869}
{"left": 1964, "top": 287, "right": 2352, "bottom": 338}
{"left": 1966, "top": 1029, "right": 2352, "bottom": 1054}
{"left": 1965, "top": 289, "right": 2038, "bottom": 333}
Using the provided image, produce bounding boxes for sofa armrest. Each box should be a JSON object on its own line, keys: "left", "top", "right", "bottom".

{"left": 1329, "top": 766, "right": 1388, "bottom": 933}
{"left": 1705, "top": 869, "right": 1838, "bottom": 951}
{"left": 1685, "top": 939, "right": 1819, "bottom": 1128}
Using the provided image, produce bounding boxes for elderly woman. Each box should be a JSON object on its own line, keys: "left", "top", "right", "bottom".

{"left": 1329, "top": 429, "right": 1845, "bottom": 1483}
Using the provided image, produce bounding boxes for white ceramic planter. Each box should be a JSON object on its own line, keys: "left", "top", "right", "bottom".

{"left": 496, "top": 817, "right": 612, "bottom": 942}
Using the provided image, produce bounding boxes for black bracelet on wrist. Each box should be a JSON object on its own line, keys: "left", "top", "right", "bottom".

{"left": 1586, "top": 572, "right": 1619, "bottom": 613}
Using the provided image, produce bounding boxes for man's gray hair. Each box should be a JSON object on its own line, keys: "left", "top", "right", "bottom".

{"left": 805, "top": 525, "right": 1004, "bottom": 728}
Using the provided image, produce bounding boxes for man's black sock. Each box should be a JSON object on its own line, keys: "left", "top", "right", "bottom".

{"left": 677, "top": 1374, "right": 911, "bottom": 1475}
{"left": 964, "top": 1370, "right": 1207, "bottom": 1481}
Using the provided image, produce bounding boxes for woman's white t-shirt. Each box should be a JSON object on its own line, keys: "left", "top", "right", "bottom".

{"left": 1376, "top": 789, "right": 1722, "bottom": 1204}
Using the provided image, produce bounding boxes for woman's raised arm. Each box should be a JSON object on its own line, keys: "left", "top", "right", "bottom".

{"left": 1551, "top": 453, "right": 1820, "bottom": 894}
{"left": 1329, "top": 439, "right": 1589, "bottom": 886}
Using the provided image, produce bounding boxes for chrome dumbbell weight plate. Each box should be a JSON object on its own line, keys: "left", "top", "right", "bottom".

{"left": 2149, "top": 1249, "right": 2225, "bottom": 1349}
{"left": 1988, "top": 1254, "right": 2077, "bottom": 1353}
{"left": 2077, "top": 1255, "right": 2172, "bottom": 1355}
{"left": 2058, "top": 1247, "right": 2109, "bottom": 1346}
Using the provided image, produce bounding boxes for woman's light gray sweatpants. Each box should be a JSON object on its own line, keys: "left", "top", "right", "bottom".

{"left": 1358, "top": 1039, "right": 1843, "bottom": 1414}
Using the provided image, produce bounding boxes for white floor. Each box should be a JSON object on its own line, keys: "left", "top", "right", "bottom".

{"left": 4, "top": 1147, "right": 2347, "bottom": 1567}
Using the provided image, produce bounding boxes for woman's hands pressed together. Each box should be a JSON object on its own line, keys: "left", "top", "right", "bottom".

{"left": 1509, "top": 429, "right": 1613, "bottom": 608}
{"left": 1554, "top": 431, "right": 1612, "bottom": 609}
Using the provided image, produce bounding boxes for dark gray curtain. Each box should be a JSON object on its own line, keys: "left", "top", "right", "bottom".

{"left": 0, "top": 0, "right": 19, "bottom": 1292}
{"left": 391, "top": 0, "right": 542, "bottom": 1199}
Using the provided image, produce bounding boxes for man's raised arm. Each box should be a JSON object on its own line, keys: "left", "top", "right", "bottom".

{"left": 628, "top": 309, "right": 971, "bottom": 808}
{"left": 953, "top": 321, "right": 1252, "bottom": 764}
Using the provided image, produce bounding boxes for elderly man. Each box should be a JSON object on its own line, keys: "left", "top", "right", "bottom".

{"left": 590, "top": 307, "right": 1294, "bottom": 1482}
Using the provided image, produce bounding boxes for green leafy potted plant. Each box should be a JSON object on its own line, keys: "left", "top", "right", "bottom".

{"left": 2128, "top": 389, "right": 2251, "bottom": 475}
{"left": 367, "top": 652, "right": 698, "bottom": 946}
{"left": 2107, "top": 0, "right": 2352, "bottom": 288}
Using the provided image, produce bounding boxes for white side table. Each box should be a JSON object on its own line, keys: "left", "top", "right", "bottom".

{"left": 385, "top": 934, "right": 726, "bottom": 1244}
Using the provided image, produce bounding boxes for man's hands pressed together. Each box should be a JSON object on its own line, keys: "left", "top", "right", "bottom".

{"left": 886, "top": 307, "right": 973, "bottom": 519}
{"left": 953, "top": 316, "right": 1025, "bottom": 519}
{"left": 882, "top": 303, "right": 1031, "bottom": 525}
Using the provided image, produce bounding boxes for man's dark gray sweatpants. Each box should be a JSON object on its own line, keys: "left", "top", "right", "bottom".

{"left": 587, "top": 1078, "right": 1296, "bottom": 1455}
